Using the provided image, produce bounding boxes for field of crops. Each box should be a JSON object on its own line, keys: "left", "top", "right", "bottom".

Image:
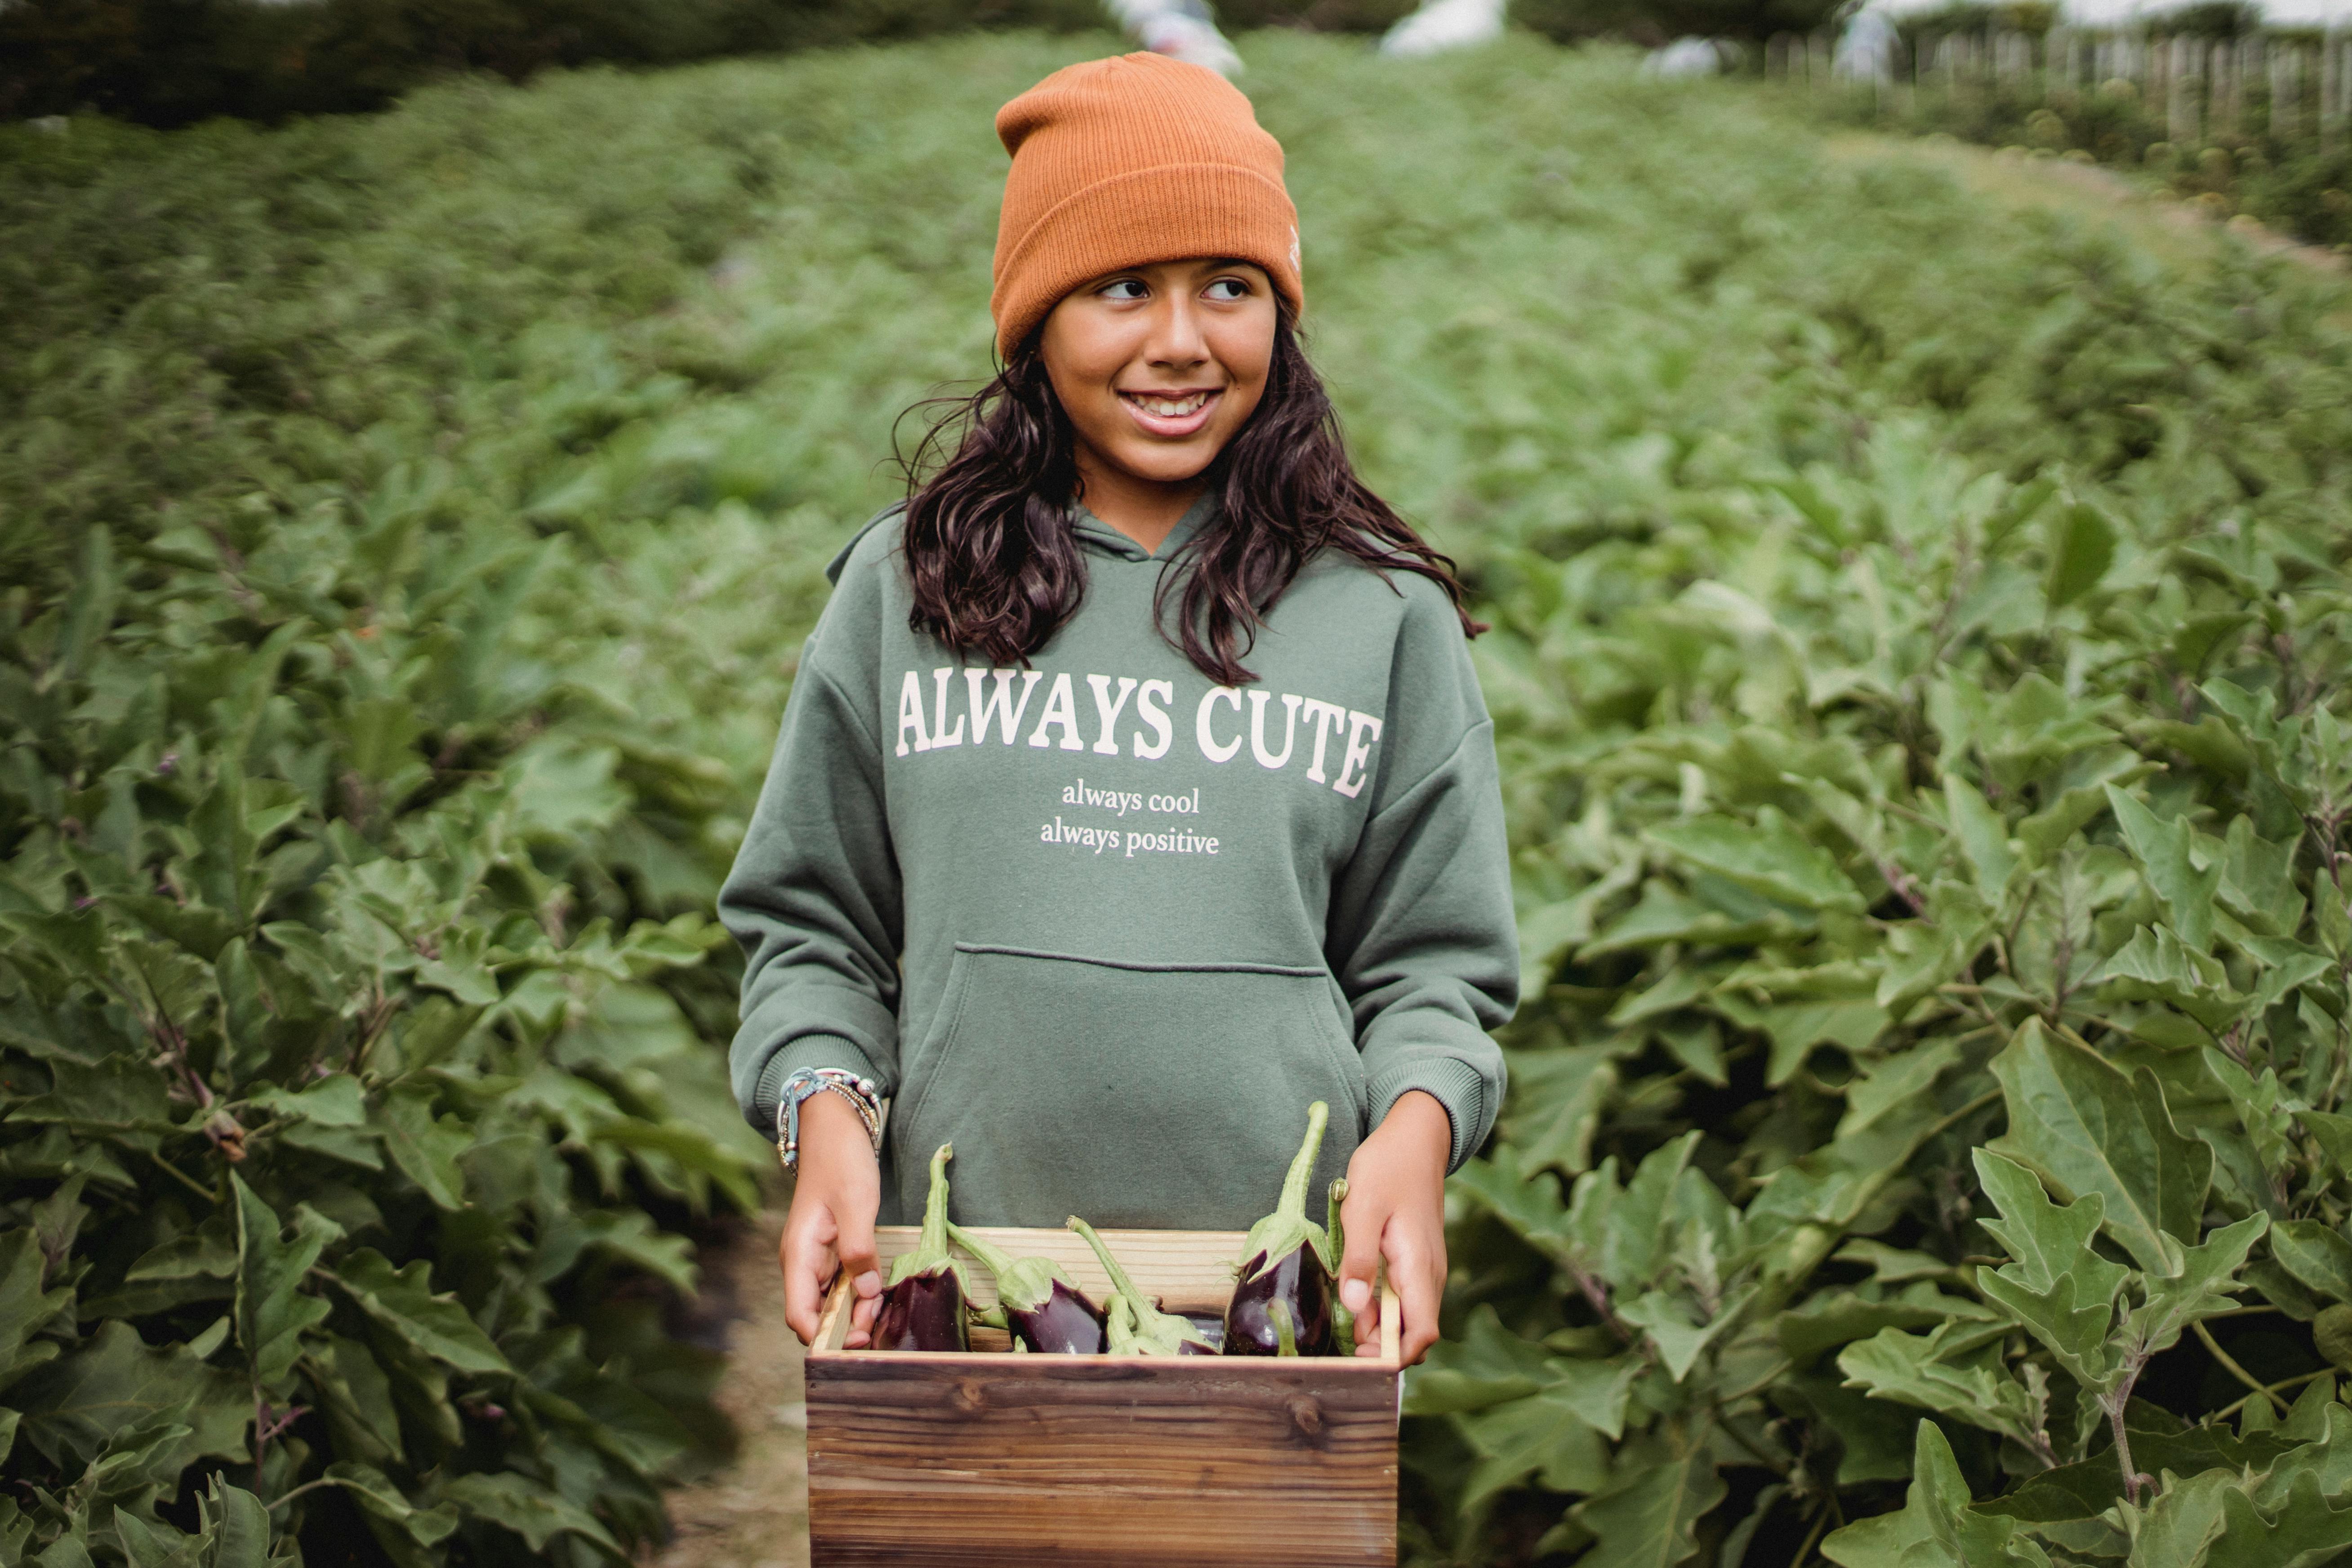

{"left": 6, "top": 29, "right": 2352, "bottom": 1568}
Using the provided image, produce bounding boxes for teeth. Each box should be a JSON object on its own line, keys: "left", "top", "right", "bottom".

{"left": 1130, "top": 392, "right": 1210, "bottom": 418}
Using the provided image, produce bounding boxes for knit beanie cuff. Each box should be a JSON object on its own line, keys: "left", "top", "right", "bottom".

{"left": 992, "top": 163, "right": 1301, "bottom": 357}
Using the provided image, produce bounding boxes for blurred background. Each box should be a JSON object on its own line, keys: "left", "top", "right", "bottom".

{"left": 4, "top": 4, "right": 2351, "bottom": 1568}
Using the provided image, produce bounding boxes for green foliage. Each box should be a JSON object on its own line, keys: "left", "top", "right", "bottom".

{"left": 0, "top": 0, "right": 1103, "bottom": 125}
{"left": 7, "top": 30, "right": 2352, "bottom": 1568}
{"left": 1342, "top": 40, "right": 2352, "bottom": 1568}
{"left": 0, "top": 40, "right": 911, "bottom": 1565}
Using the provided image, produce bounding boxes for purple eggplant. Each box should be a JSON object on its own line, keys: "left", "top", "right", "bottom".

{"left": 1223, "top": 1101, "right": 1341, "bottom": 1358}
{"left": 872, "top": 1143, "right": 972, "bottom": 1352}
{"left": 947, "top": 1222, "right": 1107, "bottom": 1354}
{"left": 1067, "top": 1215, "right": 1217, "bottom": 1356}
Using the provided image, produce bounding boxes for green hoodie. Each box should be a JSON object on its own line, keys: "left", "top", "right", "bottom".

{"left": 721, "top": 493, "right": 1517, "bottom": 1228}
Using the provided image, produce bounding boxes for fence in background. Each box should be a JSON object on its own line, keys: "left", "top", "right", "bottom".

{"left": 1768, "top": 27, "right": 2352, "bottom": 152}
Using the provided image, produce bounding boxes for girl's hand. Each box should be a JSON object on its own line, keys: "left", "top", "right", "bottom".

{"left": 1335, "top": 1089, "right": 1452, "bottom": 1366}
{"left": 780, "top": 1090, "right": 884, "bottom": 1348}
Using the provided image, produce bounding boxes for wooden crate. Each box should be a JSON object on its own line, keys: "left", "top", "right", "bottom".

{"left": 807, "top": 1225, "right": 1402, "bottom": 1567}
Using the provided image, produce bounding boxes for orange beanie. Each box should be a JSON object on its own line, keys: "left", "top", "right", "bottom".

{"left": 990, "top": 53, "right": 1303, "bottom": 359}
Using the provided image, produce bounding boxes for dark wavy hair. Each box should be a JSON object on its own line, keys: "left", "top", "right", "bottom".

{"left": 892, "top": 307, "right": 1482, "bottom": 687}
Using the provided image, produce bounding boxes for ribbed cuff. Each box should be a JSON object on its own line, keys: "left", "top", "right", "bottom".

{"left": 1368, "top": 1056, "right": 1491, "bottom": 1174}
{"left": 752, "top": 1034, "right": 882, "bottom": 1138}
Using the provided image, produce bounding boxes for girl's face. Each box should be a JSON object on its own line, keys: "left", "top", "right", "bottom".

{"left": 1038, "top": 257, "right": 1278, "bottom": 493}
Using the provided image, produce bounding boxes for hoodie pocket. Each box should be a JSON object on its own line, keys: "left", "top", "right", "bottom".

{"left": 890, "top": 943, "right": 1365, "bottom": 1230}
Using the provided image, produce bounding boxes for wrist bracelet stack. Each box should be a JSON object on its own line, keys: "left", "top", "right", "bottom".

{"left": 775, "top": 1066, "right": 884, "bottom": 1172}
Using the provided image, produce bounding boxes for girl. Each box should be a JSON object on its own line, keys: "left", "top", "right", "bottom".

{"left": 720, "top": 51, "right": 1516, "bottom": 1365}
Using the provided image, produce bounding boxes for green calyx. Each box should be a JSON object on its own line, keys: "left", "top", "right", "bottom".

{"left": 1238, "top": 1100, "right": 1331, "bottom": 1284}
{"left": 887, "top": 1143, "right": 962, "bottom": 1288}
{"left": 1069, "top": 1214, "right": 1215, "bottom": 1356}
{"left": 946, "top": 1221, "right": 1070, "bottom": 1313}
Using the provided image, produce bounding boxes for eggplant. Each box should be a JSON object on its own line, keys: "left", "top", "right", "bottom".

{"left": 1223, "top": 1100, "right": 1341, "bottom": 1357}
{"left": 1067, "top": 1215, "right": 1217, "bottom": 1356}
{"left": 871, "top": 1143, "right": 972, "bottom": 1352}
{"left": 947, "top": 1222, "right": 1107, "bottom": 1354}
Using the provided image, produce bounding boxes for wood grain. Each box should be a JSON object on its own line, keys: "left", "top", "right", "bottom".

{"left": 807, "top": 1227, "right": 1401, "bottom": 1567}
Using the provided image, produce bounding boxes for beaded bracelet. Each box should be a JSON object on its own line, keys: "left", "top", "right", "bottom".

{"left": 774, "top": 1066, "right": 883, "bottom": 1172}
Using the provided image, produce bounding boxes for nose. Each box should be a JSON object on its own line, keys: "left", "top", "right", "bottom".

{"left": 1143, "top": 289, "right": 1211, "bottom": 372}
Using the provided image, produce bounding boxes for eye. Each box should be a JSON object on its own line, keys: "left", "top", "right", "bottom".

{"left": 1099, "top": 278, "right": 1149, "bottom": 301}
{"left": 1203, "top": 277, "right": 1252, "bottom": 302}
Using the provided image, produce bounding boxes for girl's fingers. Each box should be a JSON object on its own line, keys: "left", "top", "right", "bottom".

{"left": 1393, "top": 1238, "right": 1443, "bottom": 1366}
{"left": 844, "top": 1288, "right": 883, "bottom": 1349}
{"left": 833, "top": 1200, "right": 882, "bottom": 1302}
{"left": 780, "top": 1224, "right": 837, "bottom": 1345}
{"left": 1336, "top": 1192, "right": 1386, "bottom": 1318}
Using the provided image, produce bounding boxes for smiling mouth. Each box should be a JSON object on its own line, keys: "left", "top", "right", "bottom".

{"left": 1118, "top": 388, "right": 1218, "bottom": 419}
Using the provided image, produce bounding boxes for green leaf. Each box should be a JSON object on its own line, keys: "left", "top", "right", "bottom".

{"left": 1405, "top": 1305, "right": 1559, "bottom": 1415}
{"left": 1971, "top": 1150, "right": 2126, "bottom": 1392}
{"left": 328, "top": 1251, "right": 506, "bottom": 1374}
{"left": 1564, "top": 1437, "right": 1728, "bottom": 1568}
{"left": 1498, "top": 1047, "right": 1619, "bottom": 1175}
{"left": 1619, "top": 1285, "right": 1748, "bottom": 1383}
{"left": 1987, "top": 1020, "right": 2212, "bottom": 1273}
{"left": 2127, "top": 1467, "right": 2236, "bottom": 1567}
{"left": 1645, "top": 808, "right": 1866, "bottom": 913}
{"left": 246, "top": 1074, "right": 366, "bottom": 1127}
{"left": 1944, "top": 778, "right": 2017, "bottom": 900}
{"left": 1821, "top": 1420, "right": 2050, "bottom": 1567}
{"left": 232, "top": 1176, "right": 335, "bottom": 1394}
{"left": 2301, "top": 1111, "right": 2352, "bottom": 1183}
{"left": 10, "top": 1321, "right": 249, "bottom": 1470}
{"left": 374, "top": 1087, "right": 467, "bottom": 1210}
{"left": 0, "top": 1229, "right": 74, "bottom": 1394}
{"left": 1449, "top": 1146, "right": 1574, "bottom": 1265}
{"left": 2094, "top": 925, "right": 2249, "bottom": 1031}
{"left": 2105, "top": 785, "right": 2223, "bottom": 953}
{"left": 325, "top": 1463, "right": 458, "bottom": 1568}
{"left": 1838, "top": 1038, "right": 1963, "bottom": 1139}
{"left": 2120, "top": 1212, "right": 2268, "bottom": 1365}
{"left": 2207, "top": 1471, "right": 2352, "bottom": 1568}
{"left": 303, "top": 1336, "right": 403, "bottom": 1467}
{"left": 1837, "top": 1321, "right": 2051, "bottom": 1457}
{"left": 530, "top": 1209, "right": 695, "bottom": 1292}
{"left": 2044, "top": 500, "right": 2117, "bottom": 610}
{"left": 1453, "top": 1390, "right": 1612, "bottom": 1510}
{"left": 2270, "top": 1221, "right": 2352, "bottom": 1305}
{"left": 441, "top": 1471, "right": 622, "bottom": 1555}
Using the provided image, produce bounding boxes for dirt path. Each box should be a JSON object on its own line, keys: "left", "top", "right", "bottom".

{"left": 651, "top": 1211, "right": 809, "bottom": 1568}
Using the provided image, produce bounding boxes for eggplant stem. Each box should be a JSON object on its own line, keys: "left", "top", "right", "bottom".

{"left": 1271, "top": 1298, "right": 1299, "bottom": 1357}
{"left": 945, "top": 1221, "right": 1014, "bottom": 1278}
{"left": 889, "top": 1142, "right": 957, "bottom": 1288}
{"left": 919, "top": 1143, "right": 953, "bottom": 1254}
{"left": 1277, "top": 1101, "right": 1329, "bottom": 1224}
{"left": 1068, "top": 1216, "right": 1147, "bottom": 1302}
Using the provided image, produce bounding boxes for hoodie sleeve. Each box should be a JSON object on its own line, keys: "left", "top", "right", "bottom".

{"left": 1324, "top": 582, "right": 1519, "bottom": 1172}
{"left": 718, "top": 524, "right": 905, "bottom": 1135}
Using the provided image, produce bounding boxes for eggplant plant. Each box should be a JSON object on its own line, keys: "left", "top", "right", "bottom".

{"left": 1224, "top": 1100, "right": 1341, "bottom": 1357}
{"left": 1068, "top": 1215, "right": 1218, "bottom": 1355}
{"left": 872, "top": 1144, "right": 971, "bottom": 1352}
{"left": 947, "top": 1222, "right": 1106, "bottom": 1354}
